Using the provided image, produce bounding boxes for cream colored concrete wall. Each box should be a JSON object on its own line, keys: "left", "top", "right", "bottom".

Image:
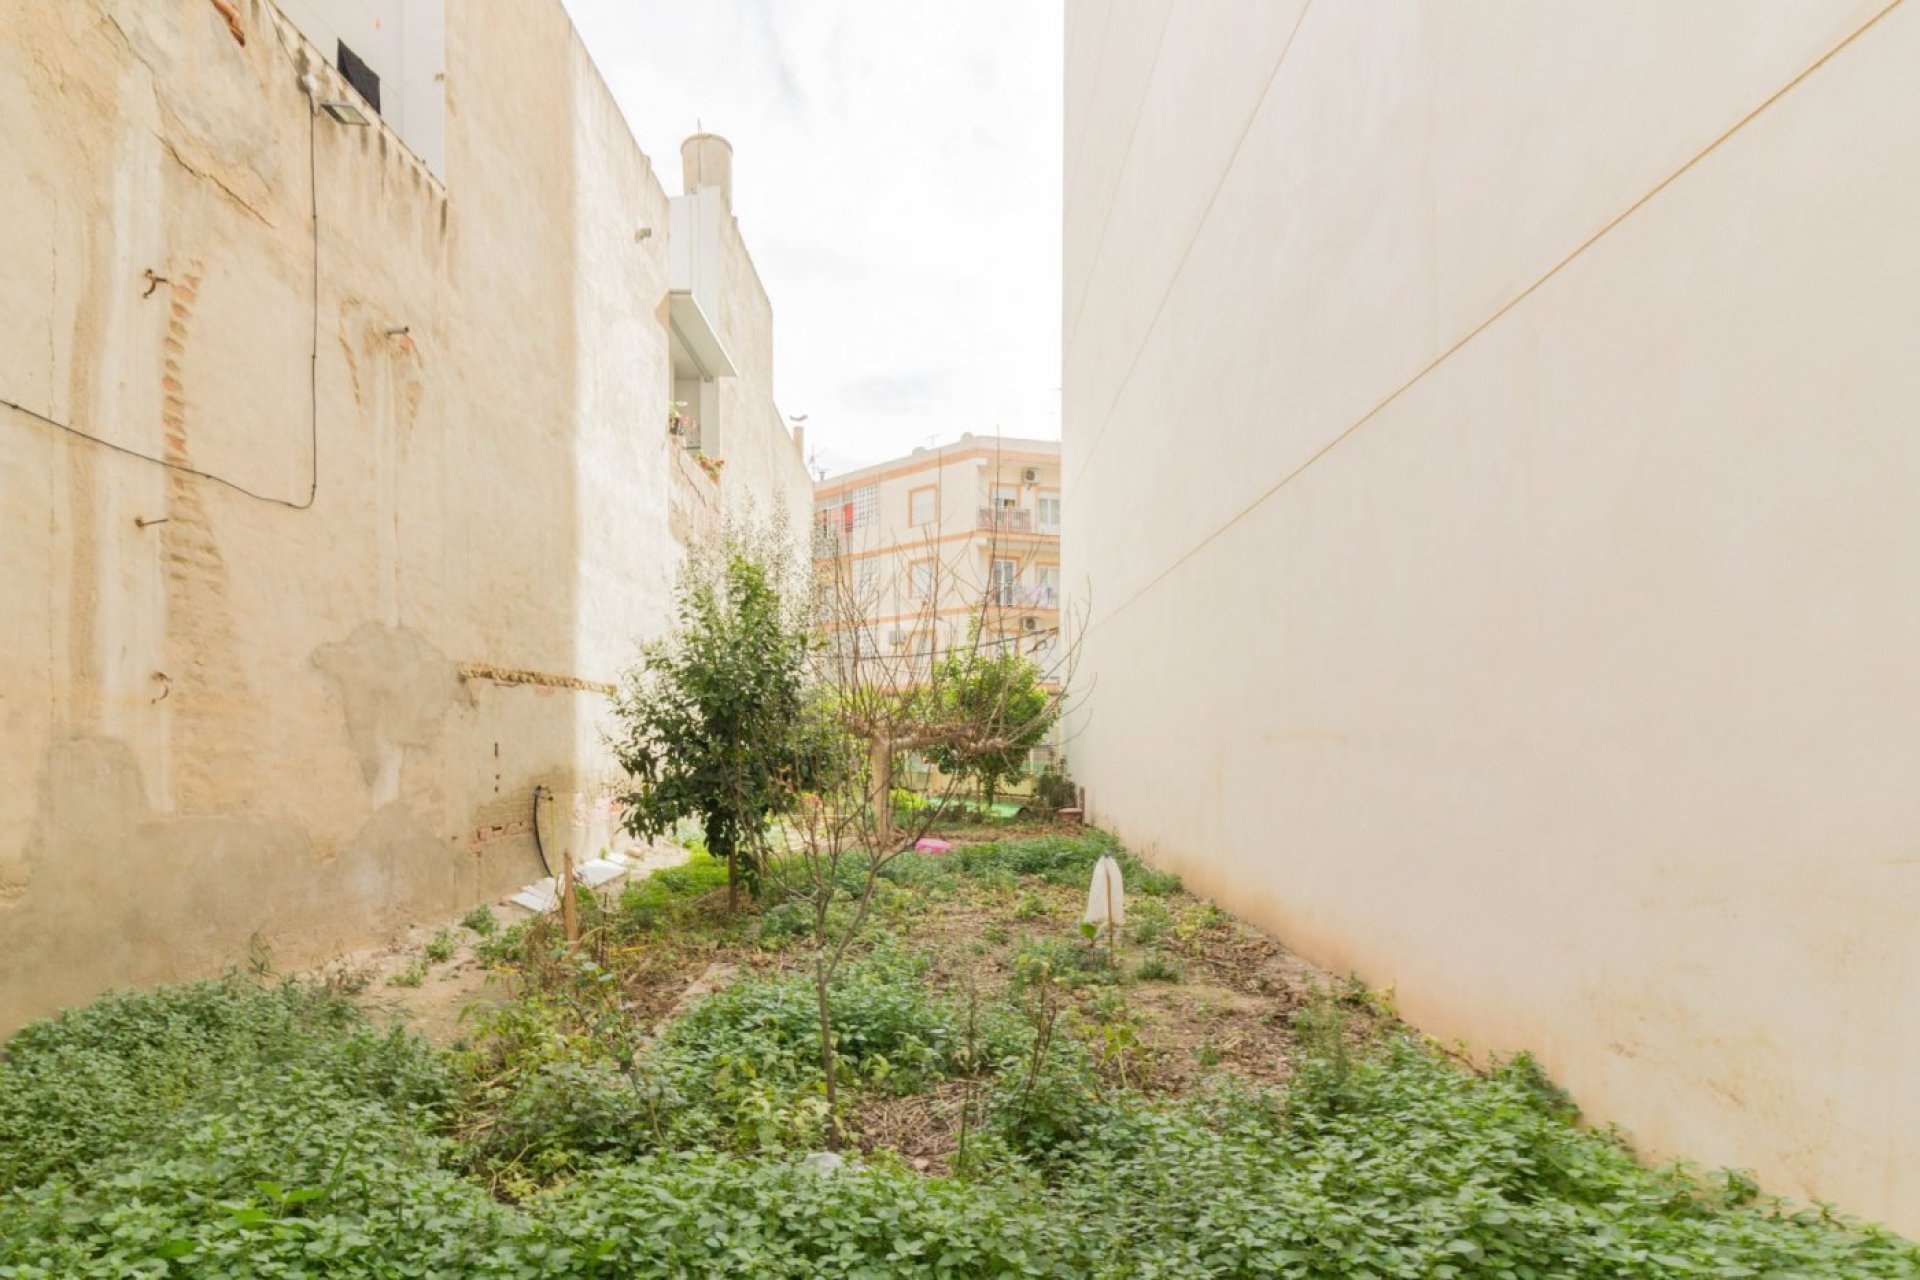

{"left": 708, "top": 194, "right": 812, "bottom": 536}
{"left": 665, "top": 144, "right": 810, "bottom": 561}
{"left": 1064, "top": 0, "right": 1920, "bottom": 1231}
{"left": 0, "top": 0, "right": 809, "bottom": 1033}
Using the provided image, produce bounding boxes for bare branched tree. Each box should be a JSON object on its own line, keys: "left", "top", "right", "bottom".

{"left": 784, "top": 492, "right": 1084, "bottom": 1126}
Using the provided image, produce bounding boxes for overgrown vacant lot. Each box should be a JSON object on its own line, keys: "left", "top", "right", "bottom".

{"left": 2, "top": 832, "right": 1914, "bottom": 1278}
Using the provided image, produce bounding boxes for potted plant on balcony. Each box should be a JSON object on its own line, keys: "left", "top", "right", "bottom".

{"left": 668, "top": 401, "right": 698, "bottom": 445}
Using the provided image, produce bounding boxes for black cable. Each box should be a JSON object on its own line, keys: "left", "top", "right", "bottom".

{"left": 0, "top": 94, "right": 321, "bottom": 511}
{"left": 1, "top": 391, "right": 314, "bottom": 509}
{"left": 531, "top": 785, "right": 556, "bottom": 880}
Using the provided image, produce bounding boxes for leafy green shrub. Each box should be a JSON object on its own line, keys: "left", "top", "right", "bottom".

{"left": 665, "top": 950, "right": 960, "bottom": 1094}
{"left": 0, "top": 979, "right": 452, "bottom": 1193}
{"left": 474, "top": 919, "right": 530, "bottom": 968}
{"left": 956, "top": 833, "right": 1180, "bottom": 897}
{"left": 874, "top": 848, "right": 962, "bottom": 893}
{"left": 4, "top": 976, "right": 1917, "bottom": 1279}
{"left": 424, "top": 928, "right": 457, "bottom": 964}
{"left": 458, "top": 945, "right": 962, "bottom": 1168}
{"left": 889, "top": 786, "right": 931, "bottom": 830}
{"left": 616, "top": 852, "right": 732, "bottom": 934}
{"left": 1030, "top": 762, "right": 1078, "bottom": 812}
{"left": 1128, "top": 898, "right": 1172, "bottom": 944}
{"left": 1129, "top": 863, "right": 1182, "bottom": 896}
{"left": 461, "top": 903, "right": 500, "bottom": 936}
{"left": 1168, "top": 899, "right": 1231, "bottom": 948}
{"left": 1134, "top": 953, "right": 1183, "bottom": 983}
{"left": 533, "top": 1154, "right": 1074, "bottom": 1277}
{"left": 1013, "top": 934, "right": 1118, "bottom": 990}
{"left": 1037, "top": 1042, "right": 1920, "bottom": 1279}
{"left": 653, "top": 854, "right": 733, "bottom": 898}
{"left": 388, "top": 957, "right": 427, "bottom": 988}
{"left": 454, "top": 980, "right": 664, "bottom": 1182}
{"left": 0, "top": 1100, "right": 517, "bottom": 1278}
{"left": 465, "top": 1058, "right": 671, "bottom": 1176}
{"left": 958, "top": 832, "right": 1120, "bottom": 883}
{"left": 755, "top": 899, "right": 814, "bottom": 947}
{"left": 990, "top": 959, "right": 1104, "bottom": 1162}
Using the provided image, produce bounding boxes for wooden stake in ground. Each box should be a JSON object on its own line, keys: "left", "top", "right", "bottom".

{"left": 561, "top": 846, "right": 579, "bottom": 945}
{"left": 1107, "top": 868, "right": 1117, "bottom": 962}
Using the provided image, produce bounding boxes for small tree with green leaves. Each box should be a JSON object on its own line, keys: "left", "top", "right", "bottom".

{"left": 612, "top": 518, "right": 808, "bottom": 910}
{"left": 926, "top": 642, "right": 1059, "bottom": 808}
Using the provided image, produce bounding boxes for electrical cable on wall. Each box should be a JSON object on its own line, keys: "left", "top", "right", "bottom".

{"left": 531, "top": 785, "right": 557, "bottom": 880}
{"left": 1, "top": 44, "right": 323, "bottom": 512}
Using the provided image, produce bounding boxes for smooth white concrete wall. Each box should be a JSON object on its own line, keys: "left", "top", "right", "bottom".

{"left": 1064, "top": 0, "right": 1920, "bottom": 1231}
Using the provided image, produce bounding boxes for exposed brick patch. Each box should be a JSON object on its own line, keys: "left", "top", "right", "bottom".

{"left": 457, "top": 663, "right": 615, "bottom": 696}
{"left": 157, "top": 263, "right": 255, "bottom": 808}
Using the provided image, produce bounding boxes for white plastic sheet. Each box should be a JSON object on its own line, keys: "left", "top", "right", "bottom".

{"left": 1082, "top": 854, "right": 1126, "bottom": 936}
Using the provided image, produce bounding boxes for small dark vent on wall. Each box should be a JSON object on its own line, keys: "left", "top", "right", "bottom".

{"left": 336, "top": 41, "right": 381, "bottom": 115}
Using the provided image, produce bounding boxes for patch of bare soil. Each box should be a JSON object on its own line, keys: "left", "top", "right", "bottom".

{"left": 311, "top": 842, "right": 694, "bottom": 1044}
{"left": 895, "top": 848, "right": 1392, "bottom": 1106}
{"left": 852, "top": 1078, "right": 976, "bottom": 1175}
{"left": 314, "top": 920, "right": 511, "bottom": 1044}
{"left": 313, "top": 827, "right": 1392, "bottom": 1182}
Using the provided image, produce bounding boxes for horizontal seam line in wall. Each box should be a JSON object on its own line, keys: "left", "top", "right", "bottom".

{"left": 1061, "top": 0, "right": 1179, "bottom": 351}
{"left": 1080, "top": 0, "right": 1908, "bottom": 641}
{"left": 1065, "top": 0, "right": 1316, "bottom": 496}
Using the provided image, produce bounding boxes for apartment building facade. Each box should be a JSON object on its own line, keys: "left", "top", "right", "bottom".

{"left": 1063, "top": 0, "right": 1920, "bottom": 1230}
{"left": 813, "top": 436, "right": 1063, "bottom": 762}
{"left": 0, "top": 0, "right": 810, "bottom": 1032}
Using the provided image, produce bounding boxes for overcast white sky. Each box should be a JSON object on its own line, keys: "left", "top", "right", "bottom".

{"left": 560, "top": 0, "right": 1063, "bottom": 477}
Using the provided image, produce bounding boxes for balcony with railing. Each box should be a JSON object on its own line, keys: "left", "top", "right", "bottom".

{"left": 978, "top": 505, "right": 1060, "bottom": 536}
{"left": 978, "top": 505, "right": 1032, "bottom": 533}
{"left": 986, "top": 583, "right": 1060, "bottom": 609}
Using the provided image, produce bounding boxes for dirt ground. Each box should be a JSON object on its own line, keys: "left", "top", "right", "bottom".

{"left": 901, "top": 872, "right": 1352, "bottom": 1093}
{"left": 311, "top": 829, "right": 1386, "bottom": 1165}
{"left": 309, "top": 842, "right": 691, "bottom": 1043}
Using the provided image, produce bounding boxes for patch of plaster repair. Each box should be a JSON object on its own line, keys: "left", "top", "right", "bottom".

{"left": 0, "top": 734, "right": 304, "bottom": 1032}
{"left": 0, "top": 733, "right": 476, "bottom": 1036}
{"left": 329, "top": 801, "right": 464, "bottom": 908}
{"left": 311, "top": 622, "right": 461, "bottom": 786}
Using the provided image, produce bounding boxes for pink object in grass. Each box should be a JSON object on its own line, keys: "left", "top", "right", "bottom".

{"left": 914, "top": 838, "right": 952, "bottom": 855}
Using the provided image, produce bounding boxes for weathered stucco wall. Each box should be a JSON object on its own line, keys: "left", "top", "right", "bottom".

{"left": 1063, "top": 0, "right": 1920, "bottom": 1231}
{"left": 0, "top": 0, "right": 808, "bottom": 1033}
{"left": 707, "top": 184, "right": 816, "bottom": 537}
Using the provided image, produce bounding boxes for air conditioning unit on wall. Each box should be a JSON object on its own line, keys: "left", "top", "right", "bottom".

{"left": 1022, "top": 615, "right": 1038, "bottom": 632}
{"left": 1021, "top": 467, "right": 1039, "bottom": 483}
